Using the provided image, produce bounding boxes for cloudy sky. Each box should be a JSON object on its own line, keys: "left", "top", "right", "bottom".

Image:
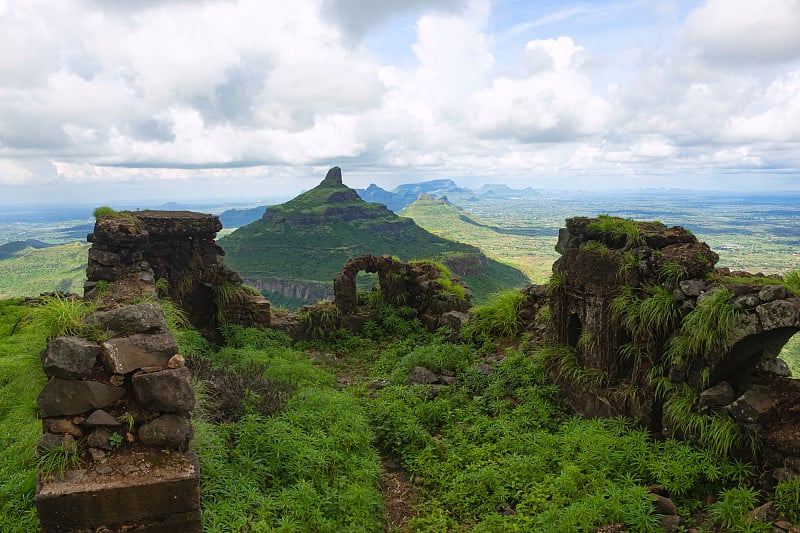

{"left": 1, "top": 0, "right": 799, "bottom": 204}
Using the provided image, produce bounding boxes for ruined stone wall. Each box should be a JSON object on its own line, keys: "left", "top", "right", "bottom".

{"left": 334, "top": 254, "right": 471, "bottom": 331}
{"left": 521, "top": 216, "right": 800, "bottom": 483}
{"left": 35, "top": 299, "right": 201, "bottom": 532}
{"left": 86, "top": 210, "right": 270, "bottom": 336}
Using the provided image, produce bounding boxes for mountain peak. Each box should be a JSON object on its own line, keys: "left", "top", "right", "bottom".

{"left": 321, "top": 166, "right": 343, "bottom": 186}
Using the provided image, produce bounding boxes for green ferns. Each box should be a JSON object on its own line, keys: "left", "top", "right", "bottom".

{"left": 665, "top": 288, "right": 737, "bottom": 368}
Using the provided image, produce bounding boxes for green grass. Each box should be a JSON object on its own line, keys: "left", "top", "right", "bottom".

{"left": 463, "top": 289, "right": 525, "bottom": 341}
{"left": 0, "top": 299, "right": 47, "bottom": 531}
{"left": 0, "top": 242, "right": 88, "bottom": 298}
{"left": 400, "top": 196, "right": 553, "bottom": 283}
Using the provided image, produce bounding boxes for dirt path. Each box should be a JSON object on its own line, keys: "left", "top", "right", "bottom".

{"left": 380, "top": 456, "right": 419, "bottom": 532}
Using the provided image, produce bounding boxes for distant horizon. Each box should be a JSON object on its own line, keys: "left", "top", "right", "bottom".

{"left": 3, "top": 179, "right": 800, "bottom": 211}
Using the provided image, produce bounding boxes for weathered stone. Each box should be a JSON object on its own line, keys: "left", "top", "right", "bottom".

{"left": 679, "top": 279, "right": 707, "bottom": 298}
{"left": 101, "top": 332, "right": 179, "bottom": 374}
{"left": 167, "top": 354, "right": 185, "bottom": 369}
{"left": 88, "top": 449, "right": 106, "bottom": 461}
{"left": 42, "top": 418, "right": 84, "bottom": 437}
{"left": 729, "top": 313, "right": 763, "bottom": 346}
{"left": 132, "top": 367, "right": 195, "bottom": 413}
{"left": 659, "top": 514, "right": 682, "bottom": 533}
{"left": 439, "top": 310, "right": 468, "bottom": 333}
{"left": 35, "top": 450, "right": 201, "bottom": 533}
{"left": 733, "top": 294, "right": 761, "bottom": 310}
{"left": 651, "top": 493, "right": 678, "bottom": 515}
{"left": 759, "top": 357, "right": 792, "bottom": 377}
{"left": 37, "top": 378, "right": 125, "bottom": 418}
{"left": 86, "top": 304, "right": 167, "bottom": 336}
{"left": 759, "top": 284, "right": 788, "bottom": 303}
{"left": 746, "top": 500, "right": 776, "bottom": 523}
{"left": 83, "top": 409, "right": 121, "bottom": 427}
{"left": 757, "top": 300, "right": 799, "bottom": 331}
{"left": 40, "top": 336, "right": 101, "bottom": 379}
{"left": 409, "top": 366, "right": 439, "bottom": 385}
{"left": 86, "top": 428, "right": 113, "bottom": 450}
{"left": 37, "top": 433, "right": 77, "bottom": 455}
{"left": 727, "top": 387, "right": 776, "bottom": 424}
{"left": 87, "top": 248, "right": 121, "bottom": 267}
{"left": 698, "top": 382, "right": 736, "bottom": 413}
{"left": 138, "top": 414, "right": 193, "bottom": 450}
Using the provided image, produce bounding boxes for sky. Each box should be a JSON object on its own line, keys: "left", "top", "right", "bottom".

{"left": 1, "top": 0, "right": 799, "bottom": 204}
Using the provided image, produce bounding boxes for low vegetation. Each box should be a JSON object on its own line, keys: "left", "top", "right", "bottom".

{"left": 1, "top": 274, "right": 798, "bottom": 530}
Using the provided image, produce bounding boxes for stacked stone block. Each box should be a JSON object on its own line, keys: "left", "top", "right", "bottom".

{"left": 35, "top": 303, "right": 200, "bottom": 531}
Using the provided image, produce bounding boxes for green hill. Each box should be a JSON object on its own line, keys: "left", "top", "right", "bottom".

{"left": 219, "top": 168, "right": 529, "bottom": 306}
{"left": 400, "top": 196, "right": 555, "bottom": 283}
{"left": 0, "top": 242, "right": 88, "bottom": 298}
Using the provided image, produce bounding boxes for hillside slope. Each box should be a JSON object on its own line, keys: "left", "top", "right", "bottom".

{"left": 0, "top": 242, "right": 88, "bottom": 298}
{"left": 400, "top": 196, "right": 553, "bottom": 282}
{"left": 220, "top": 168, "right": 529, "bottom": 307}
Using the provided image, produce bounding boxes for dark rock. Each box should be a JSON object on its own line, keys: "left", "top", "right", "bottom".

{"left": 101, "top": 332, "right": 179, "bottom": 374}
{"left": 95, "top": 465, "right": 113, "bottom": 475}
{"left": 83, "top": 409, "right": 121, "bottom": 427}
{"left": 40, "top": 337, "right": 101, "bottom": 379}
{"left": 727, "top": 387, "right": 776, "bottom": 424}
{"left": 37, "top": 433, "right": 77, "bottom": 455}
{"left": 132, "top": 367, "right": 195, "bottom": 413}
{"left": 729, "top": 313, "right": 763, "bottom": 346}
{"left": 439, "top": 310, "right": 468, "bottom": 333}
{"left": 88, "top": 448, "right": 106, "bottom": 461}
{"left": 42, "top": 418, "right": 84, "bottom": 437}
{"left": 759, "top": 284, "right": 788, "bottom": 303}
{"left": 409, "top": 366, "right": 439, "bottom": 385}
{"left": 37, "top": 378, "right": 125, "bottom": 418}
{"left": 651, "top": 493, "right": 678, "bottom": 515}
{"left": 659, "top": 515, "right": 682, "bottom": 533}
{"left": 138, "top": 414, "right": 193, "bottom": 450}
{"left": 698, "top": 382, "right": 735, "bottom": 413}
{"left": 86, "top": 304, "right": 167, "bottom": 336}
{"left": 757, "top": 300, "right": 800, "bottom": 330}
{"left": 86, "top": 428, "right": 113, "bottom": 451}
{"left": 746, "top": 500, "right": 776, "bottom": 523}
{"left": 679, "top": 279, "right": 707, "bottom": 298}
{"left": 733, "top": 294, "right": 761, "bottom": 310}
{"left": 759, "top": 357, "right": 792, "bottom": 378}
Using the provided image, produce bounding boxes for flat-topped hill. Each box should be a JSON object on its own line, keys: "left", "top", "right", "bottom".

{"left": 219, "top": 168, "right": 529, "bottom": 307}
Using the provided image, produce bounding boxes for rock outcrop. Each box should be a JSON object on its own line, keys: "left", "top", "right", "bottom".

{"left": 520, "top": 216, "right": 800, "bottom": 483}
{"left": 86, "top": 210, "right": 270, "bottom": 336}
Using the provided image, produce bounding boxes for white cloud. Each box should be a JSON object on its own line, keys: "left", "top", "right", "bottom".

{"left": 469, "top": 37, "right": 610, "bottom": 142}
{"left": 683, "top": 0, "right": 800, "bottom": 65}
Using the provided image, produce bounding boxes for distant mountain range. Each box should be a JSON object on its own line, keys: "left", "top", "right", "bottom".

{"left": 219, "top": 168, "right": 529, "bottom": 308}
{"left": 214, "top": 178, "right": 540, "bottom": 231}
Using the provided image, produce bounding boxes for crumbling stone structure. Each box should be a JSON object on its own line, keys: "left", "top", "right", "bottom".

{"left": 35, "top": 300, "right": 200, "bottom": 532}
{"left": 86, "top": 210, "right": 270, "bottom": 337}
{"left": 334, "top": 254, "right": 471, "bottom": 331}
{"left": 521, "top": 216, "right": 800, "bottom": 483}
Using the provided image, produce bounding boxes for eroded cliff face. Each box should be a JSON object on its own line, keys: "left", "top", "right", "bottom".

{"left": 86, "top": 210, "right": 270, "bottom": 337}
{"left": 520, "top": 216, "right": 800, "bottom": 483}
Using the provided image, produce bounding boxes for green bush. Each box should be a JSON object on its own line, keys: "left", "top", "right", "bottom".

{"left": 92, "top": 206, "right": 117, "bottom": 219}
{"left": 463, "top": 289, "right": 525, "bottom": 341}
